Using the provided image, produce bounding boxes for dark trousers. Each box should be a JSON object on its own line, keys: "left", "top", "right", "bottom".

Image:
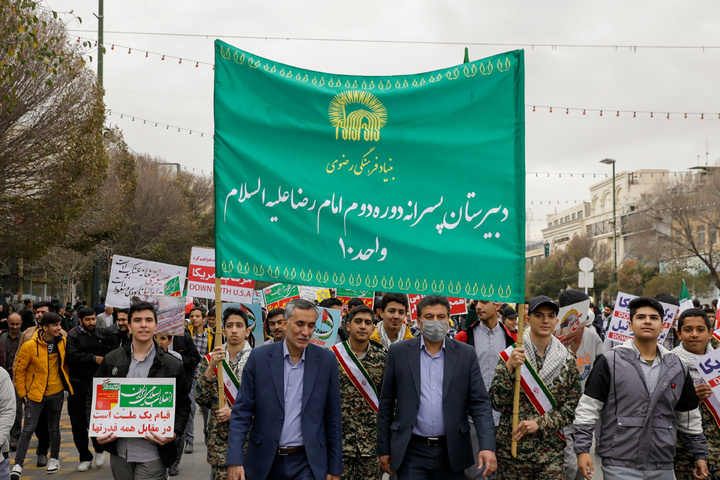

{"left": 397, "top": 436, "right": 464, "bottom": 480}
{"left": 14, "top": 392, "right": 63, "bottom": 465}
{"left": 34, "top": 404, "right": 50, "bottom": 455}
{"left": 267, "top": 451, "right": 315, "bottom": 480}
{"left": 68, "top": 382, "right": 104, "bottom": 462}
{"left": 9, "top": 393, "right": 22, "bottom": 444}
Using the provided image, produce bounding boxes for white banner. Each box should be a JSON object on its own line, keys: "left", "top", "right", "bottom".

{"left": 107, "top": 256, "right": 187, "bottom": 308}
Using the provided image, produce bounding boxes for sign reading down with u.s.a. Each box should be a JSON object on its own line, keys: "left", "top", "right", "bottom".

{"left": 214, "top": 41, "right": 525, "bottom": 302}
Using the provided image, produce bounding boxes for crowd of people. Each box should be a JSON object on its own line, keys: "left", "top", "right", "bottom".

{"left": 0, "top": 290, "right": 717, "bottom": 480}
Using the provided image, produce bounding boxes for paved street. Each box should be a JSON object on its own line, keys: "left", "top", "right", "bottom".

{"left": 11, "top": 404, "right": 609, "bottom": 480}
{"left": 14, "top": 407, "right": 211, "bottom": 480}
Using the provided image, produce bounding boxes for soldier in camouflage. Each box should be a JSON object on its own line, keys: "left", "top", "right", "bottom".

{"left": 489, "top": 296, "right": 582, "bottom": 479}
{"left": 195, "top": 307, "right": 253, "bottom": 480}
{"left": 673, "top": 308, "right": 720, "bottom": 480}
{"left": 331, "top": 304, "right": 387, "bottom": 480}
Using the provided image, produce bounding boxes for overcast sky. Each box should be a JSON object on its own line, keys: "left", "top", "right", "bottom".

{"left": 50, "top": 0, "right": 720, "bottom": 240}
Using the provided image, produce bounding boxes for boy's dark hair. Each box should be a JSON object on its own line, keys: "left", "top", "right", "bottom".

{"left": 23, "top": 299, "right": 32, "bottom": 307}
{"left": 380, "top": 293, "right": 409, "bottom": 311}
{"left": 677, "top": 308, "right": 711, "bottom": 331}
{"left": 223, "top": 307, "right": 248, "bottom": 328}
{"left": 416, "top": 295, "right": 450, "bottom": 318}
{"left": 207, "top": 308, "right": 216, "bottom": 318}
{"left": 267, "top": 308, "right": 285, "bottom": 321}
{"left": 128, "top": 301, "right": 158, "bottom": 322}
{"left": 703, "top": 307, "right": 715, "bottom": 316}
{"left": 692, "top": 299, "right": 701, "bottom": 308}
{"left": 40, "top": 311, "right": 63, "bottom": 327}
{"left": 347, "top": 305, "right": 374, "bottom": 322}
{"left": 78, "top": 307, "right": 96, "bottom": 319}
{"left": 558, "top": 289, "right": 589, "bottom": 308}
{"left": 628, "top": 296, "right": 664, "bottom": 321}
{"left": 319, "top": 297, "right": 343, "bottom": 309}
{"left": 189, "top": 306, "right": 206, "bottom": 317}
{"left": 347, "top": 298, "right": 365, "bottom": 310}
{"left": 655, "top": 293, "right": 679, "bottom": 307}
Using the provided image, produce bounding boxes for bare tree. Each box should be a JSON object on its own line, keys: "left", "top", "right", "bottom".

{"left": 109, "top": 155, "right": 214, "bottom": 267}
{"left": 633, "top": 168, "right": 720, "bottom": 289}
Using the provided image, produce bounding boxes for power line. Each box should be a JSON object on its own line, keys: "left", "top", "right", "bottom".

{"left": 67, "top": 29, "right": 720, "bottom": 52}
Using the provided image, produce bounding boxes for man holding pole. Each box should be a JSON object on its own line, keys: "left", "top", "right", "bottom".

{"left": 195, "top": 306, "right": 253, "bottom": 480}
{"left": 489, "top": 295, "right": 581, "bottom": 479}
{"left": 377, "top": 295, "right": 496, "bottom": 479}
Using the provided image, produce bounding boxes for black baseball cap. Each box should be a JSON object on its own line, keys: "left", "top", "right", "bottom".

{"left": 527, "top": 296, "right": 559, "bottom": 314}
{"left": 501, "top": 307, "right": 518, "bottom": 319}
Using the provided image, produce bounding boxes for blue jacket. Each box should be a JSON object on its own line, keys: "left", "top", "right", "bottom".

{"left": 227, "top": 341, "right": 343, "bottom": 480}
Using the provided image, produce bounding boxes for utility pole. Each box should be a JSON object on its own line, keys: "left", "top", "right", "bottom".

{"left": 91, "top": 0, "right": 104, "bottom": 307}
{"left": 600, "top": 158, "right": 617, "bottom": 287}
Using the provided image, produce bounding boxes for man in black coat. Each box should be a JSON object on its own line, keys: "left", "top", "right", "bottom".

{"left": 66, "top": 307, "right": 113, "bottom": 471}
{"left": 93, "top": 301, "right": 191, "bottom": 477}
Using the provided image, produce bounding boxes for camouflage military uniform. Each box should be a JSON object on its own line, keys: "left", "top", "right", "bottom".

{"left": 195, "top": 343, "right": 251, "bottom": 480}
{"left": 675, "top": 397, "right": 720, "bottom": 479}
{"left": 336, "top": 341, "right": 387, "bottom": 480}
{"left": 489, "top": 348, "right": 581, "bottom": 480}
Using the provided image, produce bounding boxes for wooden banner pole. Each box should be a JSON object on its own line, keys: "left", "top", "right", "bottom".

{"left": 511, "top": 303, "right": 525, "bottom": 458}
{"left": 215, "top": 277, "right": 225, "bottom": 409}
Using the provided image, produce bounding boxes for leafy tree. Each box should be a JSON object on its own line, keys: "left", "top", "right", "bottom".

{"left": 1, "top": 1, "right": 90, "bottom": 110}
{"left": 0, "top": 5, "right": 106, "bottom": 261}
{"left": 616, "top": 259, "right": 658, "bottom": 296}
{"left": 526, "top": 235, "right": 613, "bottom": 300}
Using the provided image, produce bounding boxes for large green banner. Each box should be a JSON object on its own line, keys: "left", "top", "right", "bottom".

{"left": 214, "top": 41, "right": 525, "bottom": 301}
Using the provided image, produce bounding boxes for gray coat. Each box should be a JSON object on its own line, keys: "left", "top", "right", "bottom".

{"left": 574, "top": 340, "right": 707, "bottom": 471}
{"left": 0, "top": 368, "right": 16, "bottom": 454}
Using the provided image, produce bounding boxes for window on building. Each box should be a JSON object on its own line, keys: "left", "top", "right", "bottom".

{"left": 565, "top": 215, "right": 570, "bottom": 223}
{"left": 710, "top": 225, "right": 717, "bottom": 245}
{"left": 578, "top": 210, "right": 583, "bottom": 219}
{"left": 554, "top": 220, "right": 559, "bottom": 226}
{"left": 698, "top": 226, "right": 706, "bottom": 248}
{"left": 548, "top": 223, "right": 552, "bottom": 228}
{"left": 572, "top": 213, "right": 576, "bottom": 220}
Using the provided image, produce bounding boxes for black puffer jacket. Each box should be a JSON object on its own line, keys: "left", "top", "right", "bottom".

{"left": 66, "top": 326, "right": 112, "bottom": 384}
{"left": 91, "top": 341, "right": 191, "bottom": 467}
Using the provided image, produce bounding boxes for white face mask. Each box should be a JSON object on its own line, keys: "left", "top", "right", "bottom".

{"left": 421, "top": 320, "right": 448, "bottom": 342}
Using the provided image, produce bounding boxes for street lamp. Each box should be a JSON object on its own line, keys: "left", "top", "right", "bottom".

{"left": 600, "top": 158, "right": 617, "bottom": 286}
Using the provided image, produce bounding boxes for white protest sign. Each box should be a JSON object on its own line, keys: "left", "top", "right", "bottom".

{"left": 679, "top": 299, "right": 695, "bottom": 315}
{"left": 107, "top": 255, "right": 187, "bottom": 308}
{"left": 606, "top": 292, "right": 678, "bottom": 345}
{"left": 696, "top": 349, "right": 720, "bottom": 395}
{"left": 90, "top": 378, "right": 175, "bottom": 438}
{"left": 187, "top": 247, "right": 254, "bottom": 303}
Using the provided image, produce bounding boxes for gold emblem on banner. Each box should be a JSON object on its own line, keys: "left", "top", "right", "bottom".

{"left": 329, "top": 90, "right": 387, "bottom": 142}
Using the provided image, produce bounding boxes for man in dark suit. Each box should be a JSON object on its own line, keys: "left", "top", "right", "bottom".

{"left": 377, "top": 295, "right": 497, "bottom": 480}
{"left": 227, "top": 298, "right": 342, "bottom": 480}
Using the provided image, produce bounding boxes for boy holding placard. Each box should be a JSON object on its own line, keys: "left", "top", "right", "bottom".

{"left": 673, "top": 308, "right": 720, "bottom": 480}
